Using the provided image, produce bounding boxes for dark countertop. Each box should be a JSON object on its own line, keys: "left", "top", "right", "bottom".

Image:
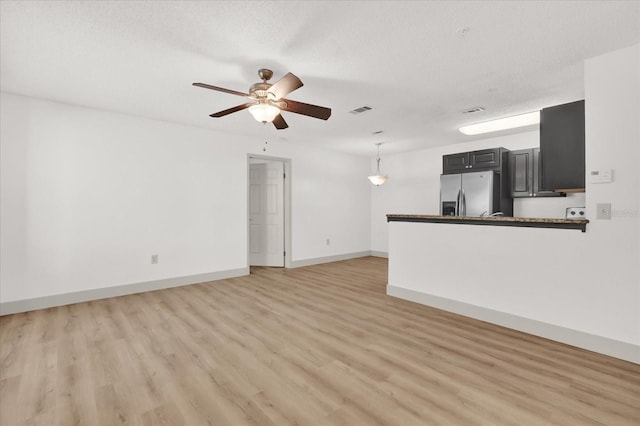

{"left": 386, "top": 214, "right": 589, "bottom": 232}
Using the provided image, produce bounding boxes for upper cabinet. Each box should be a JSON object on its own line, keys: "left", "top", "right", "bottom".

{"left": 509, "top": 148, "right": 565, "bottom": 198}
{"left": 509, "top": 149, "right": 533, "bottom": 197}
{"left": 443, "top": 148, "right": 505, "bottom": 174}
{"left": 539, "top": 100, "right": 585, "bottom": 192}
{"left": 442, "top": 152, "right": 469, "bottom": 173}
{"left": 470, "top": 148, "right": 502, "bottom": 169}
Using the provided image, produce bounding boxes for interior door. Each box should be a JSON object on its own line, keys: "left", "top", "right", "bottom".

{"left": 249, "top": 161, "right": 285, "bottom": 267}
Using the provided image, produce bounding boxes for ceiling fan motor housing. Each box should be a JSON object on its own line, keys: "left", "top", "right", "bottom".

{"left": 257, "top": 68, "right": 273, "bottom": 81}
{"left": 249, "top": 82, "right": 272, "bottom": 99}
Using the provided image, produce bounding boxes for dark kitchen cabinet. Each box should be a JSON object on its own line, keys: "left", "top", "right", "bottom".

{"left": 443, "top": 148, "right": 505, "bottom": 174}
{"left": 509, "top": 148, "right": 565, "bottom": 198}
{"left": 442, "top": 152, "right": 469, "bottom": 173}
{"left": 470, "top": 148, "right": 502, "bottom": 169}
{"left": 540, "top": 100, "right": 585, "bottom": 192}
{"left": 509, "top": 149, "right": 532, "bottom": 197}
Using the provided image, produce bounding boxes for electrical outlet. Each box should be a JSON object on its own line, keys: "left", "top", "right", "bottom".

{"left": 151, "top": 254, "right": 159, "bottom": 264}
{"left": 566, "top": 207, "right": 586, "bottom": 219}
{"left": 326, "top": 239, "right": 330, "bottom": 246}
{"left": 596, "top": 203, "right": 611, "bottom": 220}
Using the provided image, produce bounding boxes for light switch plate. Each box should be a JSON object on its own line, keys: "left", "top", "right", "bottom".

{"left": 596, "top": 203, "right": 611, "bottom": 220}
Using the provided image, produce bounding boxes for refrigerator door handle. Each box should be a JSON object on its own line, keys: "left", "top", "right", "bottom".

{"left": 461, "top": 189, "right": 466, "bottom": 216}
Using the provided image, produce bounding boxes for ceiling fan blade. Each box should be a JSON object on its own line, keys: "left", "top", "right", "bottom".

{"left": 209, "top": 103, "right": 254, "bottom": 118}
{"left": 280, "top": 99, "right": 331, "bottom": 120}
{"left": 272, "top": 114, "right": 289, "bottom": 130}
{"left": 193, "top": 82, "right": 252, "bottom": 98}
{"left": 268, "top": 72, "right": 303, "bottom": 100}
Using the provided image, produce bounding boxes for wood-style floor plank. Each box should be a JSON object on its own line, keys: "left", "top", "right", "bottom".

{"left": 1, "top": 256, "right": 639, "bottom": 425}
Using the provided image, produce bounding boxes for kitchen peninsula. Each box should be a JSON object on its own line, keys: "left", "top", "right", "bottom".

{"left": 383, "top": 212, "right": 638, "bottom": 363}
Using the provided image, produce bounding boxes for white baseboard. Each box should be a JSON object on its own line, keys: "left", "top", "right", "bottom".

{"left": 0, "top": 267, "right": 249, "bottom": 316}
{"left": 370, "top": 251, "right": 388, "bottom": 258}
{"left": 290, "top": 251, "right": 374, "bottom": 268}
{"left": 1, "top": 251, "right": 387, "bottom": 315}
{"left": 387, "top": 285, "right": 640, "bottom": 364}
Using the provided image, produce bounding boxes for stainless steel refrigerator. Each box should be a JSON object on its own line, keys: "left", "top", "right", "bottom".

{"left": 440, "top": 171, "right": 500, "bottom": 216}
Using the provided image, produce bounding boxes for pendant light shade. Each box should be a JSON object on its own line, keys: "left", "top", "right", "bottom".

{"left": 368, "top": 174, "right": 388, "bottom": 185}
{"left": 368, "top": 143, "right": 388, "bottom": 186}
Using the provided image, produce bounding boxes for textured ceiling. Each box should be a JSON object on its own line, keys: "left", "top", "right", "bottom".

{"left": 1, "top": 1, "right": 639, "bottom": 156}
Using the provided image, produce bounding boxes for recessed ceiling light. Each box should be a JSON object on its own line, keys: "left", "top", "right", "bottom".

{"left": 459, "top": 111, "right": 540, "bottom": 135}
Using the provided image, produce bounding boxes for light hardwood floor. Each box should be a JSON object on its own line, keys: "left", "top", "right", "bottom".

{"left": 1, "top": 256, "right": 639, "bottom": 425}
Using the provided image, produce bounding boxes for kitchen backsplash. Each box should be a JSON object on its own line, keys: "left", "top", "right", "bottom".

{"left": 513, "top": 193, "right": 586, "bottom": 219}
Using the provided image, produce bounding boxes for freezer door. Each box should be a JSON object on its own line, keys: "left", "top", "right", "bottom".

{"left": 461, "top": 171, "right": 494, "bottom": 216}
{"left": 440, "top": 174, "right": 461, "bottom": 215}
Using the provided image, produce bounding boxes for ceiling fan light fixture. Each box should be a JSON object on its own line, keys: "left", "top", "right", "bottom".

{"left": 459, "top": 111, "right": 540, "bottom": 135}
{"left": 248, "top": 103, "right": 280, "bottom": 123}
{"left": 194, "top": 68, "right": 330, "bottom": 129}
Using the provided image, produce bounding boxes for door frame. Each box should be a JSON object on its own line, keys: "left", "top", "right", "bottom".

{"left": 247, "top": 154, "right": 292, "bottom": 268}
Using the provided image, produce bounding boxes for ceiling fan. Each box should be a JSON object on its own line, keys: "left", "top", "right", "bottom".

{"left": 193, "top": 68, "right": 331, "bottom": 130}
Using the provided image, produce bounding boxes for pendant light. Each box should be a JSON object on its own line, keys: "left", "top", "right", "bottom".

{"left": 368, "top": 143, "right": 388, "bottom": 186}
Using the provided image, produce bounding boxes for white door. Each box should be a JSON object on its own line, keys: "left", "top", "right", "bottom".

{"left": 249, "top": 161, "right": 285, "bottom": 266}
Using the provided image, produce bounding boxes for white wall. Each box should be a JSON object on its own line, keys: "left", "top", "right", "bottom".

{"left": 582, "top": 42, "right": 640, "bottom": 343}
{"left": 585, "top": 43, "right": 640, "bottom": 261}
{"left": 371, "top": 131, "right": 586, "bottom": 254}
{"left": 0, "top": 93, "right": 371, "bottom": 305}
{"left": 260, "top": 142, "right": 372, "bottom": 262}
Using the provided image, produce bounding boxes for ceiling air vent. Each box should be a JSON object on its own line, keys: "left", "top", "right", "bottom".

{"left": 350, "top": 105, "right": 373, "bottom": 114}
{"left": 463, "top": 106, "right": 485, "bottom": 114}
